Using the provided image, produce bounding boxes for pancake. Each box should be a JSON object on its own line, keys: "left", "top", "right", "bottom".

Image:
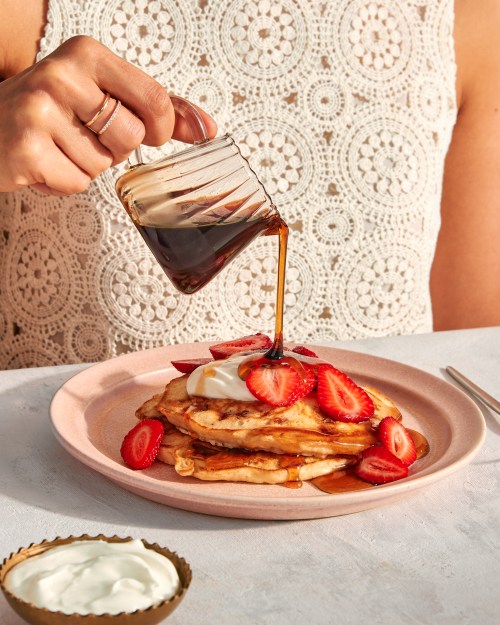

{"left": 364, "top": 387, "right": 402, "bottom": 423}
{"left": 156, "top": 421, "right": 355, "bottom": 485}
{"left": 135, "top": 394, "right": 163, "bottom": 419}
{"left": 151, "top": 375, "right": 401, "bottom": 457}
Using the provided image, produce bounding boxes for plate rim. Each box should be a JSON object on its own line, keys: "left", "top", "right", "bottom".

{"left": 49, "top": 343, "right": 486, "bottom": 517}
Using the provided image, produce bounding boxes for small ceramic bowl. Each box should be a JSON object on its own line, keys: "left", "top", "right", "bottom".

{"left": 0, "top": 534, "right": 192, "bottom": 625}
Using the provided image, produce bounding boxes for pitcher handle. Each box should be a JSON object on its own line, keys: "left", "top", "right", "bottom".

{"left": 130, "top": 94, "right": 210, "bottom": 166}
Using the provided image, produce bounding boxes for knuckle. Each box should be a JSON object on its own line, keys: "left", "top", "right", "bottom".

{"left": 127, "top": 118, "right": 146, "bottom": 146}
{"left": 12, "top": 132, "right": 45, "bottom": 168}
{"left": 110, "top": 152, "right": 131, "bottom": 167}
{"left": 58, "top": 171, "right": 92, "bottom": 195}
{"left": 11, "top": 172, "right": 31, "bottom": 188}
{"left": 90, "top": 156, "right": 113, "bottom": 178}
{"left": 22, "top": 91, "right": 53, "bottom": 123}
{"left": 30, "top": 57, "right": 73, "bottom": 98}
{"left": 71, "top": 176, "right": 92, "bottom": 194}
{"left": 33, "top": 36, "right": 100, "bottom": 94}
{"left": 60, "top": 35, "right": 100, "bottom": 58}
{"left": 143, "top": 83, "right": 171, "bottom": 119}
{"left": 117, "top": 113, "right": 146, "bottom": 148}
{"left": 10, "top": 139, "right": 45, "bottom": 186}
{"left": 9, "top": 94, "right": 54, "bottom": 148}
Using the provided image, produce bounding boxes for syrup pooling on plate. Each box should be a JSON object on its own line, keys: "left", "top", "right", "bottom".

{"left": 312, "top": 428, "right": 430, "bottom": 493}
{"left": 311, "top": 467, "right": 373, "bottom": 493}
{"left": 406, "top": 429, "right": 430, "bottom": 459}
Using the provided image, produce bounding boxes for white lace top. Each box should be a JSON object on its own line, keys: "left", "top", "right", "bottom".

{"left": 0, "top": 0, "right": 457, "bottom": 368}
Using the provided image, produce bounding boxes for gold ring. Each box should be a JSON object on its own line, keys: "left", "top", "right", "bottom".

{"left": 97, "top": 100, "right": 122, "bottom": 136}
{"left": 84, "top": 92, "right": 111, "bottom": 130}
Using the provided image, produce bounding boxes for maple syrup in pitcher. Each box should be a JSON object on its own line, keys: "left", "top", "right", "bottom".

{"left": 116, "top": 96, "right": 286, "bottom": 297}
{"left": 135, "top": 213, "right": 286, "bottom": 295}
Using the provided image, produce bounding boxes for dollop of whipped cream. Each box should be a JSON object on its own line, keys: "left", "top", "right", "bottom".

{"left": 186, "top": 350, "right": 323, "bottom": 401}
{"left": 5, "top": 539, "right": 180, "bottom": 616}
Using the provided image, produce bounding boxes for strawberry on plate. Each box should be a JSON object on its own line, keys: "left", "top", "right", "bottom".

{"left": 209, "top": 333, "right": 272, "bottom": 359}
{"left": 295, "top": 364, "right": 317, "bottom": 399}
{"left": 246, "top": 363, "right": 301, "bottom": 407}
{"left": 378, "top": 417, "right": 417, "bottom": 466}
{"left": 316, "top": 364, "right": 374, "bottom": 422}
{"left": 120, "top": 419, "right": 164, "bottom": 470}
{"left": 291, "top": 345, "right": 319, "bottom": 358}
{"left": 355, "top": 446, "right": 409, "bottom": 484}
{"left": 171, "top": 357, "right": 213, "bottom": 374}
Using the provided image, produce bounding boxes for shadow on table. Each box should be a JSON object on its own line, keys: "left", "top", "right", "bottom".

{"left": 0, "top": 370, "right": 284, "bottom": 531}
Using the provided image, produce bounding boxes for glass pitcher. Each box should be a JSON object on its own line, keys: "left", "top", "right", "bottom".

{"left": 115, "top": 96, "right": 283, "bottom": 294}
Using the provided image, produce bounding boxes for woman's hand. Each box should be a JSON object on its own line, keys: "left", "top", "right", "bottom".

{"left": 0, "top": 36, "right": 217, "bottom": 196}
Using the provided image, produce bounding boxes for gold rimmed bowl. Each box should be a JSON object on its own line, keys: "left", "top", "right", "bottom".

{"left": 0, "top": 534, "right": 192, "bottom": 625}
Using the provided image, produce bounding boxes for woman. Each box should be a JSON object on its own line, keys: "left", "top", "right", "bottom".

{"left": 0, "top": 0, "right": 498, "bottom": 368}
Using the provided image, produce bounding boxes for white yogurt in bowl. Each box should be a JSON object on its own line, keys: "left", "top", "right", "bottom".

{"left": 0, "top": 535, "right": 191, "bottom": 624}
{"left": 4, "top": 538, "right": 180, "bottom": 615}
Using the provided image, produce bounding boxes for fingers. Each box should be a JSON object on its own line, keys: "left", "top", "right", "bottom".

{"left": 28, "top": 54, "right": 148, "bottom": 165}
{"left": 171, "top": 102, "right": 218, "bottom": 144}
{"left": 80, "top": 95, "right": 145, "bottom": 165}
{"left": 0, "top": 35, "right": 219, "bottom": 194}
{"left": 0, "top": 92, "right": 93, "bottom": 194}
{"left": 51, "top": 37, "right": 217, "bottom": 146}
{"left": 53, "top": 111, "right": 114, "bottom": 177}
{"left": 83, "top": 92, "right": 217, "bottom": 152}
{"left": 31, "top": 183, "right": 72, "bottom": 197}
{"left": 50, "top": 36, "right": 176, "bottom": 145}
{"left": 31, "top": 141, "right": 92, "bottom": 195}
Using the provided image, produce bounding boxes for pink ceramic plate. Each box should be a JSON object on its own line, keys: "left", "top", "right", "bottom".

{"left": 49, "top": 343, "right": 485, "bottom": 520}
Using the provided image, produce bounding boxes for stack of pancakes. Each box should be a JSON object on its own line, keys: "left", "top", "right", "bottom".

{"left": 136, "top": 374, "right": 401, "bottom": 486}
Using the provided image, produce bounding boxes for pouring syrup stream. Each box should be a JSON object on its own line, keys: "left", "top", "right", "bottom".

{"left": 264, "top": 218, "right": 289, "bottom": 361}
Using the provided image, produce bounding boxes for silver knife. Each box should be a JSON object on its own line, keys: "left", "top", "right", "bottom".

{"left": 446, "top": 366, "right": 500, "bottom": 415}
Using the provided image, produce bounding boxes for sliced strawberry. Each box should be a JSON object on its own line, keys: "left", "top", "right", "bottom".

{"left": 246, "top": 364, "right": 301, "bottom": 406}
{"left": 171, "top": 357, "right": 213, "bottom": 374}
{"left": 296, "top": 365, "right": 317, "bottom": 399}
{"left": 316, "top": 364, "right": 374, "bottom": 422}
{"left": 378, "top": 417, "right": 417, "bottom": 466}
{"left": 209, "top": 333, "right": 272, "bottom": 359}
{"left": 355, "top": 445, "right": 408, "bottom": 484}
{"left": 291, "top": 345, "right": 319, "bottom": 358}
{"left": 120, "top": 419, "right": 164, "bottom": 470}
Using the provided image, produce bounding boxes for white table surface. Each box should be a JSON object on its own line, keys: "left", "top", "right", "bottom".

{"left": 1, "top": 327, "right": 499, "bottom": 625}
